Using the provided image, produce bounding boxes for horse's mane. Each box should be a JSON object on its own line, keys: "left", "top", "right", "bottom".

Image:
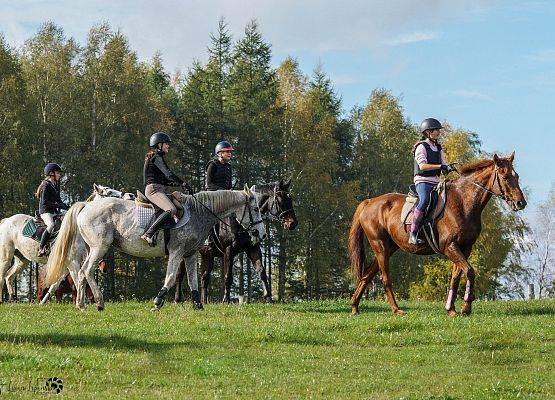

{"left": 254, "top": 182, "right": 279, "bottom": 194}
{"left": 183, "top": 190, "right": 246, "bottom": 214}
{"left": 458, "top": 159, "right": 494, "bottom": 176}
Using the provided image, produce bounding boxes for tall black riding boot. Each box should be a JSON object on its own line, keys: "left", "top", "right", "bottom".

{"left": 38, "top": 229, "right": 52, "bottom": 257}
{"left": 141, "top": 211, "right": 171, "bottom": 247}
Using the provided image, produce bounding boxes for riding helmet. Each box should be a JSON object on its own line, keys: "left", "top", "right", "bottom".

{"left": 44, "top": 163, "right": 62, "bottom": 176}
{"left": 215, "top": 140, "right": 234, "bottom": 154}
{"left": 420, "top": 118, "right": 443, "bottom": 133}
{"left": 149, "top": 132, "right": 172, "bottom": 148}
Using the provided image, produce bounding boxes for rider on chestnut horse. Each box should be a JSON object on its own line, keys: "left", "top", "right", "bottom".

{"left": 409, "top": 118, "right": 456, "bottom": 245}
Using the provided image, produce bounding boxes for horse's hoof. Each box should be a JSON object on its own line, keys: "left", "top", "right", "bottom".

{"left": 394, "top": 309, "right": 406, "bottom": 316}
{"left": 351, "top": 307, "right": 360, "bottom": 315}
{"left": 150, "top": 306, "right": 161, "bottom": 312}
{"left": 264, "top": 297, "right": 273, "bottom": 303}
{"left": 193, "top": 302, "right": 204, "bottom": 310}
{"left": 97, "top": 305, "right": 104, "bottom": 312}
{"left": 447, "top": 309, "right": 458, "bottom": 317}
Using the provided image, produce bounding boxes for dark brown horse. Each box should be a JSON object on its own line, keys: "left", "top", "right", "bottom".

{"left": 349, "top": 153, "right": 526, "bottom": 316}
{"left": 174, "top": 180, "right": 298, "bottom": 303}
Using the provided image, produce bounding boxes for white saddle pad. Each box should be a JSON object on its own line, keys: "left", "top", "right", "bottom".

{"left": 134, "top": 203, "right": 191, "bottom": 230}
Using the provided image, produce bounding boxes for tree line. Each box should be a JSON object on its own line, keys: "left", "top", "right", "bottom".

{"left": 1, "top": 19, "right": 548, "bottom": 302}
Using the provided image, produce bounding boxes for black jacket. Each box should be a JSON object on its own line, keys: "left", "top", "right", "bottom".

{"left": 144, "top": 150, "right": 184, "bottom": 188}
{"left": 205, "top": 159, "right": 232, "bottom": 191}
{"left": 39, "top": 180, "right": 69, "bottom": 214}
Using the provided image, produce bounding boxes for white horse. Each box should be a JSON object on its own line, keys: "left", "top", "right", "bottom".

{"left": 44, "top": 186, "right": 266, "bottom": 311}
{"left": 0, "top": 213, "right": 87, "bottom": 303}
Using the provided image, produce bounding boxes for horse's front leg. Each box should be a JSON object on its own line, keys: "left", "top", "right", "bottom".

{"left": 153, "top": 250, "right": 185, "bottom": 311}
{"left": 445, "top": 265, "right": 462, "bottom": 317}
{"left": 173, "top": 259, "right": 185, "bottom": 303}
{"left": 222, "top": 247, "right": 234, "bottom": 304}
{"left": 444, "top": 243, "right": 475, "bottom": 316}
{"left": 80, "top": 247, "right": 107, "bottom": 311}
{"left": 200, "top": 248, "right": 215, "bottom": 304}
{"left": 248, "top": 243, "right": 272, "bottom": 302}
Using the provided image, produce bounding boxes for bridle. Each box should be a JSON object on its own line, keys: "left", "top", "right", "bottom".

{"left": 262, "top": 186, "right": 294, "bottom": 223}
{"left": 471, "top": 165, "right": 510, "bottom": 201}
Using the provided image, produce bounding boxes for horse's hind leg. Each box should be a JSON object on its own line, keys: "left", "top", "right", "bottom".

{"left": 351, "top": 258, "right": 379, "bottom": 315}
{"left": 248, "top": 243, "right": 271, "bottom": 302}
{"left": 78, "top": 247, "right": 107, "bottom": 311}
{"left": 445, "top": 265, "right": 462, "bottom": 316}
{"left": 5, "top": 256, "right": 29, "bottom": 302}
{"left": 372, "top": 242, "right": 404, "bottom": 315}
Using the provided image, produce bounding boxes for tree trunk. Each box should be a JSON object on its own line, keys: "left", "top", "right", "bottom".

{"left": 278, "top": 228, "right": 286, "bottom": 302}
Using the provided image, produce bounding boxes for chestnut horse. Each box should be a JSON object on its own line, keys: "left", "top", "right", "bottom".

{"left": 349, "top": 153, "right": 526, "bottom": 316}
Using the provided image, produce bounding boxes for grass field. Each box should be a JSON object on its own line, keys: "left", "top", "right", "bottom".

{"left": 0, "top": 299, "right": 553, "bottom": 399}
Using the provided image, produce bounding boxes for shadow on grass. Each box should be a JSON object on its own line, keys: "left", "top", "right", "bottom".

{"left": 0, "top": 332, "right": 202, "bottom": 353}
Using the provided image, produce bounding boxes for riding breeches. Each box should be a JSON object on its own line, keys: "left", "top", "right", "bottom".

{"left": 40, "top": 213, "right": 56, "bottom": 233}
{"left": 145, "top": 184, "right": 177, "bottom": 216}
{"left": 415, "top": 182, "right": 436, "bottom": 213}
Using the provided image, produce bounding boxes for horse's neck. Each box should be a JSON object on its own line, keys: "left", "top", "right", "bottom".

{"left": 205, "top": 191, "right": 246, "bottom": 219}
{"left": 454, "top": 167, "right": 494, "bottom": 216}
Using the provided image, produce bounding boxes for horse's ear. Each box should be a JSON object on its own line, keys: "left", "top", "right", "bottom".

{"left": 93, "top": 183, "right": 99, "bottom": 192}
{"left": 249, "top": 185, "right": 256, "bottom": 196}
{"left": 508, "top": 151, "right": 515, "bottom": 163}
{"left": 244, "top": 184, "right": 250, "bottom": 195}
{"left": 284, "top": 178, "right": 291, "bottom": 189}
{"left": 493, "top": 153, "right": 500, "bottom": 165}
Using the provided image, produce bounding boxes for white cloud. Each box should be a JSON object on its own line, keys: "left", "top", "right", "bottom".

{"left": 386, "top": 31, "right": 438, "bottom": 46}
{"left": 0, "top": 0, "right": 494, "bottom": 72}
{"left": 526, "top": 49, "right": 555, "bottom": 63}
{"left": 452, "top": 89, "right": 493, "bottom": 101}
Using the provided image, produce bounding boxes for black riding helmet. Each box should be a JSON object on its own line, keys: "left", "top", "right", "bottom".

{"left": 44, "top": 163, "right": 62, "bottom": 176}
{"left": 420, "top": 118, "right": 443, "bottom": 133}
{"left": 215, "top": 140, "right": 234, "bottom": 154}
{"left": 149, "top": 132, "right": 172, "bottom": 148}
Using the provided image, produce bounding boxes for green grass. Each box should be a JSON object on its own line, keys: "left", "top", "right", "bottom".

{"left": 0, "top": 299, "right": 553, "bottom": 399}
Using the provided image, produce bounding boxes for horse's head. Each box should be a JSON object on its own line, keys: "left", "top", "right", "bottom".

{"left": 492, "top": 152, "right": 527, "bottom": 211}
{"left": 260, "top": 179, "right": 298, "bottom": 230}
{"left": 93, "top": 183, "right": 122, "bottom": 198}
{"left": 241, "top": 185, "right": 267, "bottom": 241}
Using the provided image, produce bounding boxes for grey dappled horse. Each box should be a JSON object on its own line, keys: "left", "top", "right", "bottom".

{"left": 44, "top": 186, "right": 266, "bottom": 311}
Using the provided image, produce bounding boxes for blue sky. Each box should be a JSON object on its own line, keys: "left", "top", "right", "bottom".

{"left": 1, "top": 0, "right": 553, "bottom": 217}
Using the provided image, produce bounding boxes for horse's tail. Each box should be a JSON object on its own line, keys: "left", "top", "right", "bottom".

{"left": 349, "top": 201, "right": 368, "bottom": 282}
{"left": 44, "top": 202, "right": 86, "bottom": 287}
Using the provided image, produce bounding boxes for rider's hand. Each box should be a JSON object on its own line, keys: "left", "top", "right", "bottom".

{"left": 182, "top": 182, "right": 194, "bottom": 196}
{"left": 441, "top": 164, "right": 457, "bottom": 173}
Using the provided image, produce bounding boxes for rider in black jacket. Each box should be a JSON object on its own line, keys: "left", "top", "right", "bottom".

{"left": 36, "top": 163, "right": 69, "bottom": 256}
{"left": 141, "top": 132, "right": 194, "bottom": 246}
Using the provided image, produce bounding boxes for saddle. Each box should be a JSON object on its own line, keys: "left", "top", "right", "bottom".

{"left": 135, "top": 190, "right": 185, "bottom": 220}
{"left": 401, "top": 183, "right": 447, "bottom": 226}
{"left": 22, "top": 212, "right": 62, "bottom": 244}
{"left": 400, "top": 182, "right": 448, "bottom": 254}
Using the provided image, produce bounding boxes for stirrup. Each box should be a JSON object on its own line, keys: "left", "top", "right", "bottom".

{"left": 408, "top": 232, "right": 423, "bottom": 245}
{"left": 141, "top": 233, "right": 157, "bottom": 247}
